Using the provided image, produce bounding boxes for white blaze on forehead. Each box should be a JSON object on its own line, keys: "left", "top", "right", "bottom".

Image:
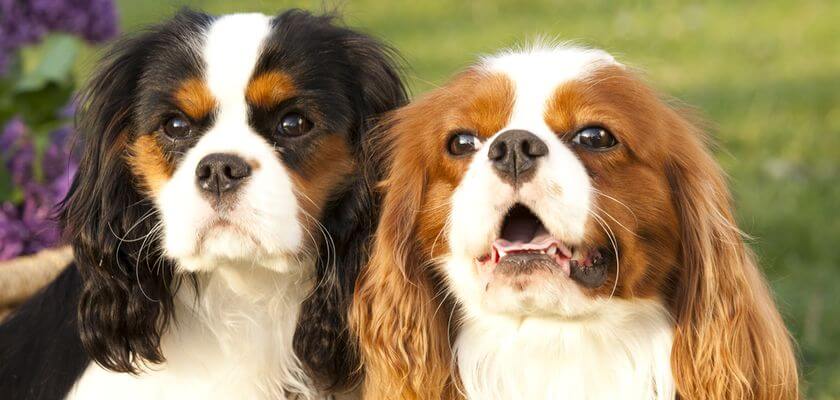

{"left": 203, "top": 13, "right": 272, "bottom": 121}
{"left": 157, "top": 13, "right": 303, "bottom": 270}
{"left": 481, "top": 46, "right": 620, "bottom": 128}
{"left": 445, "top": 46, "right": 615, "bottom": 316}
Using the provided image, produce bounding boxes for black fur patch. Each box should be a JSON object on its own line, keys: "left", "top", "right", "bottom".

{"left": 0, "top": 266, "right": 87, "bottom": 400}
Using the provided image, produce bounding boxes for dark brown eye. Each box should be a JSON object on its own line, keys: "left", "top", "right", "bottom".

{"left": 163, "top": 116, "right": 191, "bottom": 139}
{"left": 447, "top": 132, "right": 481, "bottom": 156}
{"left": 277, "top": 112, "right": 313, "bottom": 137}
{"left": 572, "top": 127, "right": 617, "bottom": 150}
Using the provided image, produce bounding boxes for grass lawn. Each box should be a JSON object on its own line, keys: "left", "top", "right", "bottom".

{"left": 91, "top": 0, "right": 839, "bottom": 397}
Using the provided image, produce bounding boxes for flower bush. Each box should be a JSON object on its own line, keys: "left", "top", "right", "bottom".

{"left": 0, "top": 0, "right": 118, "bottom": 260}
{"left": 0, "top": 0, "right": 118, "bottom": 73}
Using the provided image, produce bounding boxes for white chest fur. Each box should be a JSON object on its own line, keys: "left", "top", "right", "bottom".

{"left": 454, "top": 299, "right": 675, "bottom": 400}
{"left": 67, "top": 265, "right": 324, "bottom": 400}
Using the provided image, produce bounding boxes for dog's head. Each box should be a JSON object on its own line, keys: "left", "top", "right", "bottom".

{"left": 61, "top": 9, "right": 405, "bottom": 389}
{"left": 353, "top": 45, "right": 797, "bottom": 399}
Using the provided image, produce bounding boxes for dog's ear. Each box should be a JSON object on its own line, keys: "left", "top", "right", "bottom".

{"left": 60, "top": 10, "right": 212, "bottom": 373}
{"left": 350, "top": 92, "right": 459, "bottom": 400}
{"left": 292, "top": 13, "right": 408, "bottom": 392}
{"left": 665, "top": 114, "right": 799, "bottom": 399}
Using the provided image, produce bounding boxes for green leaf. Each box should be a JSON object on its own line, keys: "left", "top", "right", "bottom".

{"left": 9, "top": 82, "right": 74, "bottom": 129}
{"left": 0, "top": 57, "right": 23, "bottom": 124}
{"left": 0, "top": 162, "right": 14, "bottom": 203}
{"left": 16, "top": 34, "right": 80, "bottom": 93}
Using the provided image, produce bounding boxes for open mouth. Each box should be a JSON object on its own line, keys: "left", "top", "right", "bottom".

{"left": 477, "top": 203, "right": 610, "bottom": 288}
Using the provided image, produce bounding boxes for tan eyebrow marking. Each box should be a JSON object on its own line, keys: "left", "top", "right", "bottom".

{"left": 174, "top": 78, "right": 217, "bottom": 120}
{"left": 246, "top": 71, "right": 297, "bottom": 108}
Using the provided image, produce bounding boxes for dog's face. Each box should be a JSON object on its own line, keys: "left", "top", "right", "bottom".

{"left": 354, "top": 46, "right": 797, "bottom": 400}
{"left": 128, "top": 13, "right": 361, "bottom": 272}
{"left": 63, "top": 10, "right": 404, "bottom": 386}
{"left": 385, "top": 48, "right": 680, "bottom": 319}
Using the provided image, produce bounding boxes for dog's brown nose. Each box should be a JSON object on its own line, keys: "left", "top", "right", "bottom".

{"left": 488, "top": 130, "right": 548, "bottom": 185}
{"left": 195, "top": 153, "right": 251, "bottom": 199}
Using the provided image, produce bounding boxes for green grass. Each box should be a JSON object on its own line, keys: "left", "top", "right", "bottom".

{"left": 95, "top": 1, "right": 839, "bottom": 397}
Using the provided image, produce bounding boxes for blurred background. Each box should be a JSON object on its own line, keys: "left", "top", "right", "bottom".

{"left": 0, "top": 0, "right": 837, "bottom": 397}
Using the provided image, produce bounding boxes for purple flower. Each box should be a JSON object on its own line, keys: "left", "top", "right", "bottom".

{"left": 0, "top": 117, "right": 25, "bottom": 149}
{"left": 0, "top": 0, "right": 119, "bottom": 73}
{"left": 57, "top": 97, "right": 77, "bottom": 119}
{"left": 20, "top": 183, "right": 61, "bottom": 252}
{"left": 0, "top": 203, "right": 27, "bottom": 259}
{"left": 1, "top": 118, "right": 35, "bottom": 186}
{"left": 42, "top": 125, "right": 75, "bottom": 182}
{"left": 0, "top": 117, "right": 80, "bottom": 260}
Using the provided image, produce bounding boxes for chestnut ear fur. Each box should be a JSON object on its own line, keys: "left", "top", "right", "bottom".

{"left": 665, "top": 119, "right": 799, "bottom": 399}
{"left": 351, "top": 91, "right": 462, "bottom": 400}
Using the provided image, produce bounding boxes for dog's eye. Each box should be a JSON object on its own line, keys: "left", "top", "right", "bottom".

{"left": 572, "top": 127, "right": 617, "bottom": 150}
{"left": 277, "top": 113, "right": 313, "bottom": 137}
{"left": 163, "top": 116, "right": 192, "bottom": 139}
{"left": 447, "top": 132, "right": 481, "bottom": 156}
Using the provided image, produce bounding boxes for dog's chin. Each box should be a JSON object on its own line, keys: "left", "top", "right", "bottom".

{"left": 171, "top": 223, "right": 304, "bottom": 274}
{"left": 475, "top": 257, "right": 599, "bottom": 319}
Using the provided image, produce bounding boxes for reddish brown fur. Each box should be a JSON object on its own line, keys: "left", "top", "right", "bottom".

{"left": 544, "top": 67, "right": 681, "bottom": 300}
{"left": 353, "top": 70, "right": 513, "bottom": 400}
{"left": 174, "top": 79, "right": 216, "bottom": 120}
{"left": 288, "top": 134, "right": 355, "bottom": 238}
{"left": 246, "top": 71, "right": 297, "bottom": 108}
{"left": 353, "top": 61, "right": 799, "bottom": 399}
{"left": 126, "top": 135, "right": 173, "bottom": 195}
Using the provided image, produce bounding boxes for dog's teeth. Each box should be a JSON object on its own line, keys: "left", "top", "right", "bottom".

{"left": 591, "top": 250, "right": 605, "bottom": 266}
{"left": 547, "top": 246, "right": 557, "bottom": 256}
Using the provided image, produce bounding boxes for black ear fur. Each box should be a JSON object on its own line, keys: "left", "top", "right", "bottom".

{"left": 60, "top": 10, "right": 213, "bottom": 373}
{"left": 290, "top": 11, "right": 408, "bottom": 392}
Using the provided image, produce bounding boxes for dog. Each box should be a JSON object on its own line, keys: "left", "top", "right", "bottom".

{"left": 0, "top": 9, "right": 405, "bottom": 399}
{"left": 352, "top": 44, "right": 798, "bottom": 399}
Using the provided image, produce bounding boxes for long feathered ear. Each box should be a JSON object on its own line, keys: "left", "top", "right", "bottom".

{"left": 666, "top": 121, "right": 799, "bottom": 399}
{"left": 59, "top": 14, "right": 209, "bottom": 372}
{"left": 292, "top": 18, "right": 408, "bottom": 392}
{"left": 350, "top": 98, "right": 459, "bottom": 400}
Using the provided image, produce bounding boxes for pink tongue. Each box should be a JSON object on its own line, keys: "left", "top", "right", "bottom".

{"left": 493, "top": 232, "right": 557, "bottom": 254}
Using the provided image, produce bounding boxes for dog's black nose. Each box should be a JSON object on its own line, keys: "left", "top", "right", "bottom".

{"left": 195, "top": 153, "right": 251, "bottom": 199}
{"left": 488, "top": 130, "right": 548, "bottom": 184}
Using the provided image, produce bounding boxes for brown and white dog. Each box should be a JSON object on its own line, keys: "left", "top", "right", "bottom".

{"left": 353, "top": 45, "right": 799, "bottom": 399}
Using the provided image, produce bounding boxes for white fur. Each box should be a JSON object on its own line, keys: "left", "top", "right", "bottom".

{"left": 455, "top": 299, "right": 675, "bottom": 400}
{"left": 68, "top": 267, "right": 315, "bottom": 400}
{"left": 159, "top": 13, "right": 303, "bottom": 273}
{"left": 444, "top": 46, "right": 675, "bottom": 399}
{"left": 447, "top": 45, "right": 613, "bottom": 317}
{"left": 68, "top": 14, "right": 329, "bottom": 400}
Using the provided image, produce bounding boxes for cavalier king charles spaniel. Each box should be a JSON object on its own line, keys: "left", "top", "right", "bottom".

{"left": 353, "top": 45, "right": 798, "bottom": 399}
{"left": 0, "top": 10, "right": 405, "bottom": 400}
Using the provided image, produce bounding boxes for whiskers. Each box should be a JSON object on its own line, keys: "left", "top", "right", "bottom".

{"left": 430, "top": 216, "right": 453, "bottom": 261}
{"left": 591, "top": 188, "right": 639, "bottom": 238}
{"left": 136, "top": 220, "right": 165, "bottom": 302}
{"left": 293, "top": 188, "right": 338, "bottom": 294}
{"left": 588, "top": 209, "right": 621, "bottom": 300}
{"left": 106, "top": 202, "right": 167, "bottom": 303}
